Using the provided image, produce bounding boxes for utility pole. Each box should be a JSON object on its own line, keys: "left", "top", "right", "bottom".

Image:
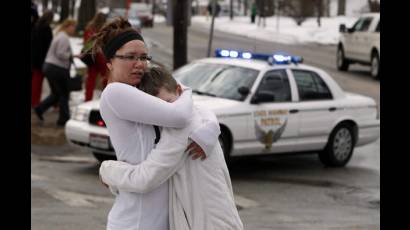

{"left": 207, "top": 0, "right": 217, "bottom": 57}
{"left": 244, "top": 0, "right": 248, "bottom": 16}
{"left": 230, "top": 0, "right": 234, "bottom": 20}
{"left": 173, "top": 0, "right": 189, "bottom": 70}
{"left": 276, "top": 0, "right": 280, "bottom": 32}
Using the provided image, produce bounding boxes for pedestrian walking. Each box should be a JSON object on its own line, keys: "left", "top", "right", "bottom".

{"left": 34, "top": 19, "right": 77, "bottom": 127}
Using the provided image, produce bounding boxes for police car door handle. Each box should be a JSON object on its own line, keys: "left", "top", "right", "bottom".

{"left": 289, "top": 109, "right": 299, "bottom": 114}
{"left": 329, "top": 107, "right": 337, "bottom": 112}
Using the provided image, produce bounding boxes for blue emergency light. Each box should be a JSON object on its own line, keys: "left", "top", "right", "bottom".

{"left": 215, "top": 48, "right": 303, "bottom": 65}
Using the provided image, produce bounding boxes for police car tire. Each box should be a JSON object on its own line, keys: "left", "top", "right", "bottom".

{"left": 370, "top": 52, "right": 380, "bottom": 79}
{"left": 319, "top": 124, "right": 354, "bottom": 167}
{"left": 93, "top": 152, "right": 116, "bottom": 163}
{"left": 337, "top": 47, "right": 349, "bottom": 71}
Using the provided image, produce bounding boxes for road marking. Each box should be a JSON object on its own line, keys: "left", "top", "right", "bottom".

{"left": 38, "top": 155, "right": 97, "bottom": 164}
{"left": 234, "top": 194, "right": 259, "bottom": 209}
{"left": 44, "top": 187, "right": 257, "bottom": 210}
{"left": 45, "top": 189, "right": 113, "bottom": 208}
{"left": 31, "top": 174, "right": 47, "bottom": 181}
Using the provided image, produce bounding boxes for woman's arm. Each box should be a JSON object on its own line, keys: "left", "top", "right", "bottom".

{"left": 188, "top": 106, "right": 221, "bottom": 157}
{"left": 99, "top": 128, "right": 189, "bottom": 193}
{"left": 103, "top": 82, "right": 193, "bottom": 128}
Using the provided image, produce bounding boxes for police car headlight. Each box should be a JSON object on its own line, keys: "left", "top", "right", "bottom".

{"left": 72, "top": 107, "right": 89, "bottom": 122}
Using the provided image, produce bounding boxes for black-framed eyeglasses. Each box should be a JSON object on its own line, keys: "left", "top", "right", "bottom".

{"left": 113, "top": 54, "right": 152, "bottom": 62}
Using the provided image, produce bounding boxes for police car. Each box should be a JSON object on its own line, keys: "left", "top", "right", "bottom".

{"left": 65, "top": 49, "right": 380, "bottom": 167}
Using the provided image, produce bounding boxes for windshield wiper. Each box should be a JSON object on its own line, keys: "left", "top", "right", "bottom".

{"left": 192, "top": 90, "right": 216, "bottom": 97}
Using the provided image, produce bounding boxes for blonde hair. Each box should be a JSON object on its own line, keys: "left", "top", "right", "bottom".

{"left": 57, "top": 18, "right": 77, "bottom": 33}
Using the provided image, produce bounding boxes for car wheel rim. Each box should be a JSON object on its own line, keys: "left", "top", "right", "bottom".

{"left": 337, "top": 50, "right": 343, "bottom": 67}
{"left": 333, "top": 128, "right": 352, "bottom": 162}
{"left": 371, "top": 56, "right": 379, "bottom": 77}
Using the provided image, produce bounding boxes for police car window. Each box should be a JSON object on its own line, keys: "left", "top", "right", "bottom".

{"left": 200, "top": 66, "right": 259, "bottom": 101}
{"left": 256, "top": 69, "right": 291, "bottom": 102}
{"left": 173, "top": 62, "right": 225, "bottom": 90}
{"left": 375, "top": 21, "right": 380, "bottom": 32}
{"left": 292, "top": 70, "right": 332, "bottom": 101}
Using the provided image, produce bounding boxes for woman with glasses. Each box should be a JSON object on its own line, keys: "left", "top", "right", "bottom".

{"left": 92, "top": 17, "right": 220, "bottom": 230}
{"left": 34, "top": 19, "right": 77, "bottom": 127}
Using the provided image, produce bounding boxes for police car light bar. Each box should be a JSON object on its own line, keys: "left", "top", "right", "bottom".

{"left": 215, "top": 49, "right": 303, "bottom": 65}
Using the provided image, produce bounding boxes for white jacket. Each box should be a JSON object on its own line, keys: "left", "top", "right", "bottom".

{"left": 100, "top": 106, "right": 243, "bottom": 230}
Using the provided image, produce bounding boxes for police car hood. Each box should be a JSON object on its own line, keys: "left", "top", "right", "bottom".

{"left": 192, "top": 95, "right": 241, "bottom": 114}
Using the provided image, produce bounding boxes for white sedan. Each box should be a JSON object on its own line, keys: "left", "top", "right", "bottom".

{"left": 65, "top": 49, "right": 380, "bottom": 167}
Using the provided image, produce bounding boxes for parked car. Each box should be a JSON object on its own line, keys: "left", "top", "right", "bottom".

{"left": 65, "top": 49, "right": 380, "bottom": 167}
{"left": 337, "top": 13, "right": 380, "bottom": 79}
{"left": 107, "top": 8, "right": 142, "bottom": 32}
{"left": 130, "top": 3, "right": 154, "bottom": 27}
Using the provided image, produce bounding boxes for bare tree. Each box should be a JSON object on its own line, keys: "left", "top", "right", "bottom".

{"left": 77, "top": 0, "right": 96, "bottom": 31}
{"left": 313, "top": 0, "right": 323, "bottom": 27}
{"left": 69, "top": 0, "right": 75, "bottom": 17}
{"left": 51, "top": 0, "right": 59, "bottom": 14}
{"left": 367, "top": 0, "right": 380, "bottom": 12}
{"left": 337, "top": 0, "right": 345, "bottom": 15}
{"left": 60, "top": 0, "right": 69, "bottom": 22}
{"left": 257, "top": 0, "right": 266, "bottom": 27}
{"left": 42, "top": 0, "right": 49, "bottom": 12}
{"left": 244, "top": 0, "right": 248, "bottom": 16}
{"left": 325, "top": 0, "right": 330, "bottom": 16}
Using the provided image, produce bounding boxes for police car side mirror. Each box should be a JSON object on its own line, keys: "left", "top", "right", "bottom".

{"left": 238, "top": 86, "right": 250, "bottom": 96}
{"left": 339, "top": 24, "right": 346, "bottom": 33}
{"left": 251, "top": 91, "right": 275, "bottom": 104}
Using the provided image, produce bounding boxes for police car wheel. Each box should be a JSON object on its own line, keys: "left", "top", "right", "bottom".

{"left": 370, "top": 52, "right": 380, "bottom": 79}
{"left": 319, "top": 124, "right": 354, "bottom": 167}
{"left": 337, "top": 47, "right": 349, "bottom": 71}
{"left": 93, "top": 152, "right": 116, "bottom": 163}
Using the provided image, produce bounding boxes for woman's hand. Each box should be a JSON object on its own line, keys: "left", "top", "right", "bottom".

{"left": 185, "top": 141, "right": 206, "bottom": 160}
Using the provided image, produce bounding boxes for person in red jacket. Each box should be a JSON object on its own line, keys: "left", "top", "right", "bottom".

{"left": 31, "top": 10, "right": 54, "bottom": 107}
{"left": 83, "top": 12, "right": 108, "bottom": 101}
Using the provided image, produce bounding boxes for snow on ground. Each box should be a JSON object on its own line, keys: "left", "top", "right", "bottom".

{"left": 154, "top": 14, "right": 166, "bottom": 24}
{"left": 69, "top": 37, "right": 86, "bottom": 69}
{"left": 191, "top": 15, "right": 359, "bottom": 45}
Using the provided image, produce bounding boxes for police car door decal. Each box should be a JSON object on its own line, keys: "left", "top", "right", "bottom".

{"left": 253, "top": 110, "right": 288, "bottom": 149}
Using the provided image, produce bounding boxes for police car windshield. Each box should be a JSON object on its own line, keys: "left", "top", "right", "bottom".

{"left": 173, "top": 62, "right": 259, "bottom": 101}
